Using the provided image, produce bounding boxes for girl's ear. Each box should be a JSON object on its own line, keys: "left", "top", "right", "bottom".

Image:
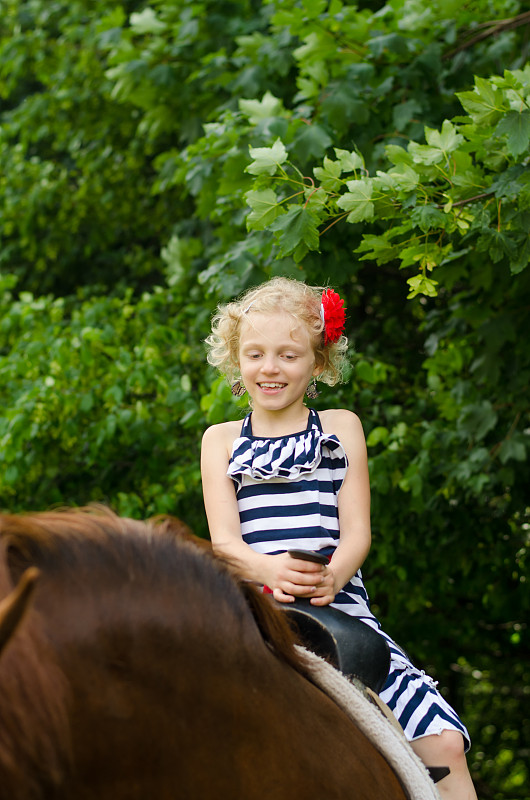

{"left": 313, "top": 358, "right": 324, "bottom": 377}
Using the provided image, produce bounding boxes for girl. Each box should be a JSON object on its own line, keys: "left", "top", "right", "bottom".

{"left": 201, "top": 277, "right": 477, "bottom": 800}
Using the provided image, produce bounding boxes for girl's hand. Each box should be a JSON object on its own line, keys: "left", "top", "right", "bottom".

{"left": 308, "top": 565, "right": 338, "bottom": 606}
{"left": 263, "top": 553, "right": 328, "bottom": 604}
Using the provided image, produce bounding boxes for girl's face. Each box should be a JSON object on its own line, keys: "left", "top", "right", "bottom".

{"left": 238, "top": 312, "right": 320, "bottom": 412}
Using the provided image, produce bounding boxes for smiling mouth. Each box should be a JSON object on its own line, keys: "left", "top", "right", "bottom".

{"left": 258, "top": 382, "right": 286, "bottom": 390}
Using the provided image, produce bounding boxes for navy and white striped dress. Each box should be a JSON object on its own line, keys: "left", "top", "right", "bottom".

{"left": 228, "top": 409, "right": 470, "bottom": 750}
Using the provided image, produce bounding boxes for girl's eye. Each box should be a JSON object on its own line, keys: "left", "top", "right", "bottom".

{"left": 283, "top": 353, "right": 297, "bottom": 360}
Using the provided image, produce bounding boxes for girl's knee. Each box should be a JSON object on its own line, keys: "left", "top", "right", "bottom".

{"left": 421, "top": 732, "right": 477, "bottom": 799}
{"left": 437, "top": 731, "right": 467, "bottom": 764}
{"left": 412, "top": 730, "right": 467, "bottom": 768}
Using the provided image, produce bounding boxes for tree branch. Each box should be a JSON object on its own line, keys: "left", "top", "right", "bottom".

{"left": 443, "top": 11, "right": 530, "bottom": 60}
{"left": 437, "top": 191, "right": 494, "bottom": 209}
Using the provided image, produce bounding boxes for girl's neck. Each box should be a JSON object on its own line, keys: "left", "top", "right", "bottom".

{"left": 249, "top": 404, "right": 310, "bottom": 438}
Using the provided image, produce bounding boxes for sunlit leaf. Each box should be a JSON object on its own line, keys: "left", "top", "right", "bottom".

{"left": 246, "top": 138, "right": 288, "bottom": 175}
{"left": 245, "top": 188, "right": 284, "bottom": 229}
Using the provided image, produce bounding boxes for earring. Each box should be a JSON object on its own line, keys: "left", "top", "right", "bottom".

{"left": 231, "top": 378, "right": 247, "bottom": 398}
{"left": 306, "top": 378, "right": 320, "bottom": 400}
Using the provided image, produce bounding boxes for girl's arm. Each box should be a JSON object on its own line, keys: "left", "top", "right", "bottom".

{"left": 201, "top": 423, "right": 325, "bottom": 602}
{"left": 310, "top": 409, "right": 372, "bottom": 606}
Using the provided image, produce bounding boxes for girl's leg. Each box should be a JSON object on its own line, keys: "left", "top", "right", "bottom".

{"left": 411, "top": 731, "right": 477, "bottom": 800}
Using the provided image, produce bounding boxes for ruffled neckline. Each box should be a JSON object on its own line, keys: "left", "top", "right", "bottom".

{"left": 227, "top": 409, "right": 346, "bottom": 481}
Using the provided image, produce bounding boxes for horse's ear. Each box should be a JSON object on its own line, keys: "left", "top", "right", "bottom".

{"left": 149, "top": 515, "right": 211, "bottom": 549}
{"left": 0, "top": 567, "right": 40, "bottom": 657}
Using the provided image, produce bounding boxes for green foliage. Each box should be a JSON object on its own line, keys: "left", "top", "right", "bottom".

{"left": 0, "top": 0, "right": 175, "bottom": 292}
{"left": 242, "top": 68, "right": 530, "bottom": 296}
{"left": 1, "top": 1, "right": 529, "bottom": 795}
{"left": 0, "top": 273, "right": 210, "bottom": 528}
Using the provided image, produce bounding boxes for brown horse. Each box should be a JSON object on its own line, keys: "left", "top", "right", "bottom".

{"left": 0, "top": 507, "right": 415, "bottom": 800}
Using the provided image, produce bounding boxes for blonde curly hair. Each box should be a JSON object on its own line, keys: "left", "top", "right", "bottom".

{"left": 205, "top": 277, "right": 349, "bottom": 386}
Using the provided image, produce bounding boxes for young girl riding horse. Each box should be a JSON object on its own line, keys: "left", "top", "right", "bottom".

{"left": 201, "top": 276, "right": 477, "bottom": 800}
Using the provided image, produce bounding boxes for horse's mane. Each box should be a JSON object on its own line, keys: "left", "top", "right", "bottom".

{"left": 0, "top": 507, "right": 307, "bottom": 798}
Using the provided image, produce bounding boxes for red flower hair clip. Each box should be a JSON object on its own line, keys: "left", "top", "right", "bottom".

{"left": 320, "top": 289, "right": 346, "bottom": 344}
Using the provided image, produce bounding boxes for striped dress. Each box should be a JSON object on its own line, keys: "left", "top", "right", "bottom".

{"left": 228, "top": 409, "right": 470, "bottom": 750}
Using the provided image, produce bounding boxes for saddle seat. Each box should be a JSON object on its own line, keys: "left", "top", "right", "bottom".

{"left": 276, "top": 599, "right": 451, "bottom": 785}
{"left": 275, "top": 598, "right": 390, "bottom": 695}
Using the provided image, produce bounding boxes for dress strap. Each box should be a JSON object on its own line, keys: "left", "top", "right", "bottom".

{"left": 240, "top": 413, "right": 253, "bottom": 437}
{"left": 308, "top": 408, "right": 323, "bottom": 432}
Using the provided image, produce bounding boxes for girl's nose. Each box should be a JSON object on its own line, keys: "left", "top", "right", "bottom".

{"left": 261, "top": 356, "right": 280, "bottom": 374}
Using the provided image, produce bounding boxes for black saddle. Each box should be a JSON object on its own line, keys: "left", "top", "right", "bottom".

{"left": 276, "top": 598, "right": 390, "bottom": 694}
{"left": 278, "top": 599, "right": 451, "bottom": 785}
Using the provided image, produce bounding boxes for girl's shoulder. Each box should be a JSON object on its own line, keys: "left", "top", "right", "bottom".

{"left": 318, "top": 407, "right": 362, "bottom": 431}
{"left": 317, "top": 408, "right": 366, "bottom": 448}
{"left": 201, "top": 419, "right": 244, "bottom": 453}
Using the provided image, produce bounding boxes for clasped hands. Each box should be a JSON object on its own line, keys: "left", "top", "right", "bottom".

{"left": 265, "top": 552, "right": 338, "bottom": 606}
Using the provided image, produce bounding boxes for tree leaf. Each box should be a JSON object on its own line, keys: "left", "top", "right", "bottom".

{"left": 498, "top": 437, "right": 526, "bottom": 464}
{"left": 291, "top": 123, "right": 333, "bottom": 162}
{"left": 458, "top": 401, "right": 498, "bottom": 441}
{"left": 409, "top": 141, "right": 446, "bottom": 165}
{"left": 334, "top": 148, "right": 364, "bottom": 173}
{"left": 314, "top": 156, "right": 342, "bottom": 190}
{"left": 509, "top": 235, "right": 530, "bottom": 275}
{"left": 268, "top": 204, "right": 320, "bottom": 257}
{"left": 355, "top": 360, "right": 377, "bottom": 383}
{"left": 246, "top": 138, "right": 288, "bottom": 176}
{"left": 425, "top": 120, "right": 464, "bottom": 154}
{"left": 406, "top": 274, "right": 439, "bottom": 298}
{"left": 388, "top": 163, "right": 420, "bottom": 191}
{"left": 411, "top": 204, "right": 447, "bottom": 232}
{"left": 356, "top": 234, "right": 398, "bottom": 265}
{"left": 367, "top": 426, "right": 390, "bottom": 446}
{"left": 245, "top": 189, "right": 284, "bottom": 230}
{"left": 239, "top": 91, "right": 284, "bottom": 124}
{"left": 457, "top": 77, "right": 505, "bottom": 125}
{"left": 336, "top": 179, "right": 374, "bottom": 222}
{"left": 495, "top": 110, "right": 530, "bottom": 158}
{"left": 130, "top": 8, "right": 167, "bottom": 34}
